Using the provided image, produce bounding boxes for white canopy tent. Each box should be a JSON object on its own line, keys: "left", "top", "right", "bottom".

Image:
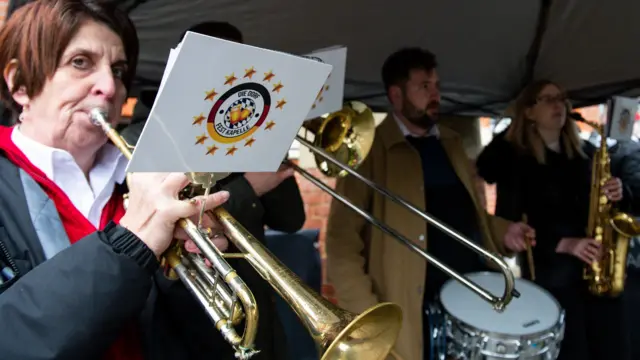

{"left": 7, "top": 0, "right": 640, "bottom": 117}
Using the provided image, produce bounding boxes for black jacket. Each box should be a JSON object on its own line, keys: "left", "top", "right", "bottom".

{"left": 476, "top": 133, "right": 636, "bottom": 285}
{"left": 0, "top": 121, "right": 305, "bottom": 359}
{"left": 477, "top": 130, "right": 640, "bottom": 220}
{"left": 0, "top": 153, "right": 222, "bottom": 360}
{"left": 609, "top": 139, "right": 640, "bottom": 216}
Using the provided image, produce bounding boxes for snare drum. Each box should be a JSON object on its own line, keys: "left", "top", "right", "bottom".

{"left": 439, "top": 272, "right": 565, "bottom": 360}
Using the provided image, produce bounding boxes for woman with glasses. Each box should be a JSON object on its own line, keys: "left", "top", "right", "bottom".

{"left": 476, "top": 80, "right": 630, "bottom": 360}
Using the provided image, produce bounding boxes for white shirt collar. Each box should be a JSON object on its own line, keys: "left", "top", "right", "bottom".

{"left": 11, "top": 126, "right": 128, "bottom": 185}
{"left": 392, "top": 112, "right": 440, "bottom": 138}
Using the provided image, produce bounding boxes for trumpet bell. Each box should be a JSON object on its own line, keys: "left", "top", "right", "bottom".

{"left": 302, "top": 101, "right": 375, "bottom": 178}
{"left": 321, "top": 302, "right": 402, "bottom": 360}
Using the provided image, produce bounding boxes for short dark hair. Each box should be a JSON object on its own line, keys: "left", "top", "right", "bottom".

{"left": 381, "top": 47, "right": 438, "bottom": 93}
{"left": 0, "top": 0, "right": 139, "bottom": 113}
{"left": 180, "top": 21, "right": 243, "bottom": 43}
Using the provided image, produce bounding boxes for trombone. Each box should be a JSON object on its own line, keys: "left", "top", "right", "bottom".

{"left": 90, "top": 109, "right": 403, "bottom": 360}
{"left": 288, "top": 101, "right": 519, "bottom": 312}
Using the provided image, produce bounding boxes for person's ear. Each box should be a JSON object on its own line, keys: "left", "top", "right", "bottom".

{"left": 3, "top": 59, "right": 29, "bottom": 107}
{"left": 388, "top": 85, "right": 403, "bottom": 107}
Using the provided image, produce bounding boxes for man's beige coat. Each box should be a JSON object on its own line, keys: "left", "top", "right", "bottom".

{"left": 325, "top": 115, "right": 512, "bottom": 360}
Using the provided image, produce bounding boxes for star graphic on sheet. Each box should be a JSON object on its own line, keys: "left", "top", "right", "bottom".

{"left": 204, "top": 89, "right": 218, "bottom": 101}
{"left": 206, "top": 145, "right": 219, "bottom": 155}
{"left": 192, "top": 113, "right": 206, "bottom": 125}
{"left": 244, "top": 137, "right": 256, "bottom": 147}
{"left": 244, "top": 67, "right": 257, "bottom": 79}
{"left": 263, "top": 70, "right": 275, "bottom": 82}
{"left": 265, "top": 121, "right": 275, "bottom": 130}
{"left": 224, "top": 73, "right": 237, "bottom": 86}
{"left": 195, "top": 134, "right": 207, "bottom": 145}
{"left": 272, "top": 81, "right": 284, "bottom": 93}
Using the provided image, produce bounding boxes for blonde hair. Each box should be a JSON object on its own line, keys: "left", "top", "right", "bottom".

{"left": 504, "top": 80, "right": 585, "bottom": 164}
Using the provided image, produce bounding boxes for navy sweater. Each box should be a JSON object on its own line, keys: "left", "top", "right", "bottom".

{"left": 405, "top": 136, "right": 487, "bottom": 300}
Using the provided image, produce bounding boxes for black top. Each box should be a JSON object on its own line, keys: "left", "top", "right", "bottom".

{"left": 477, "top": 134, "right": 596, "bottom": 287}
{"left": 0, "top": 152, "right": 211, "bottom": 360}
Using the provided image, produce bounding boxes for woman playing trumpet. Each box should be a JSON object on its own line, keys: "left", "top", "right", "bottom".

{"left": 0, "top": 1, "right": 230, "bottom": 359}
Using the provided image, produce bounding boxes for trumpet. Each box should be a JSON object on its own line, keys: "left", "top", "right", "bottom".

{"left": 90, "top": 109, "right": 403, "bottom": 360}
{"left": 288, "top": 101, "right": 519, "bottom": 312}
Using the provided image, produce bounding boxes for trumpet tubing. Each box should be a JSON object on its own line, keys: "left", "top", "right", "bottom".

{"left": 213, "top": 208, "right": 403, "bottom": 359}
{"left": 296, "top": 101, "right": 518, "bottom": 312}
{"left": 91, "top": 109, "right": 403, "bottom": 360}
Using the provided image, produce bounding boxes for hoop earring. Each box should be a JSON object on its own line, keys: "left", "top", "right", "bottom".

{"left": 18, "top": 112, "right": 24, "bottom": 122}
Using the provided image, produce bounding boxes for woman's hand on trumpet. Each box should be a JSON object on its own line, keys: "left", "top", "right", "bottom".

{"left": 119, "top": 172, "right": 230, "bottom": 259}
{"left": 184, "top": 229, "right": 229, "bottom": 254}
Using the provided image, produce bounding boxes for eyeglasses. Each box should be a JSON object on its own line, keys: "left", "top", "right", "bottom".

{"left": 536, "top": 94, "right": 567, "bottom": 105}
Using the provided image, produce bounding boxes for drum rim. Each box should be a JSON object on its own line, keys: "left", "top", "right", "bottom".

{"left": 439, "top": 271, "right": 565, "bottom": 337}
{"left": 445, "top": 309, "right": 566, "bottom": 344}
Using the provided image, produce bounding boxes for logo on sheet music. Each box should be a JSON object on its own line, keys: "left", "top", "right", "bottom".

{"left": 192, "top": 67, "right": 287, "bottom": 156}
{"left": 209, "top": 83, "right": 270, "bottom": 143}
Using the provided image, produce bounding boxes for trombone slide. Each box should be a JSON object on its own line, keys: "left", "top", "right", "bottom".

{"left": 294, "top": 133, "right": 519, "bottom": 312}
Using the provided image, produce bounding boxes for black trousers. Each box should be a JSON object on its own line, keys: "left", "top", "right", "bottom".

{"left": 546, "top": 284, "right": 630, "bottom": 360}
{"left": 624, "top": 272, "right": 640, "bottom": 360}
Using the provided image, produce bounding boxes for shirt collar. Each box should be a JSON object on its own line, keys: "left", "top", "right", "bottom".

{"left": 392, "top": 112, "right": 440, "bottom": 138}
{"left": 11, "top": 126, "right": 128, "bottom": 184}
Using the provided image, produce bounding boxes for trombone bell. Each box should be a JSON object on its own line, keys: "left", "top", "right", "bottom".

{"left": 301, "top": 101, "right": 375, "bottom": 177}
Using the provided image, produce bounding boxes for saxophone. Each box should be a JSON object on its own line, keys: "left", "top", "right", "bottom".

{"left": 581, "top": 118, "right": 640, "bottom": 296}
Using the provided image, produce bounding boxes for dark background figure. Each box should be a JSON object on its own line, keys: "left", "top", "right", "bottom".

{"left": 122, "top": 21, "right": 306, "bottom": 360}
{"left": 607, "top": 138, "right": 640, "bottom": 360}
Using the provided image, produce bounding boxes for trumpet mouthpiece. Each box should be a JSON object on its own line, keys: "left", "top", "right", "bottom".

{"left": 90, "top": 108, "right": 109, "bottom": 127}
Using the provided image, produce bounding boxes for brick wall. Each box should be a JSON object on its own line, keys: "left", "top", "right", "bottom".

{"left": 293, "top": 169, "right": 338, "bottom": 302}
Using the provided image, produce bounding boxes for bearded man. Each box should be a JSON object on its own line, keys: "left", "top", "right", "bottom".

{"left": 324, "top": 47, "right": 530, "bottom": 360}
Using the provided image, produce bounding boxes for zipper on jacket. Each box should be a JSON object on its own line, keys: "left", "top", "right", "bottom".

{"left": 0, "top": 237, "right": 20, "bottom": 288}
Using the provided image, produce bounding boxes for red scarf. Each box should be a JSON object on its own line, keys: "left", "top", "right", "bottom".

{"left": 0, "top": 126, "right": 143, "bottom": 360}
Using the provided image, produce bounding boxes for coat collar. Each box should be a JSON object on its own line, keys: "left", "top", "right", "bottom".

{"left": 378, "top": 113, "right": 461, "bottom": 150}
